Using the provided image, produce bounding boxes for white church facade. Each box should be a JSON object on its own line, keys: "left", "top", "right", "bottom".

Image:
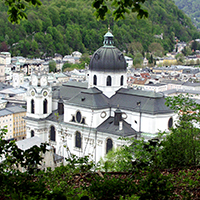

{"left": 25, "top": 30, "right": 175, "bottom": 164}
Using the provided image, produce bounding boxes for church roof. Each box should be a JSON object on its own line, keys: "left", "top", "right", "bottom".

{"left": 89, "top": 46, "right": 127, "bottom": 72}
{"left": 89, "top": 30, "right": 126, "bottom": 72}
{"left": 110, "top": 88, "right": 173, "bottom": 115}
{"left": 52, "top": 81, "right": 87, "bottom": 100}
{"left": 65, "top": 87, "right": 109, "bottom": 109}
{"left": 97, "top": 116, "right": 137, "bottom": 137}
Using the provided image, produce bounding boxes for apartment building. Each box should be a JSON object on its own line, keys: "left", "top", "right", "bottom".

{"left": 0, "top": 102, "right": 26, "bottom": 140}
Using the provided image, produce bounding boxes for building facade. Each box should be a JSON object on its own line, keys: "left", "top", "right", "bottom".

{"left": 25, "top": 30, "right": 175, "bottom": 164}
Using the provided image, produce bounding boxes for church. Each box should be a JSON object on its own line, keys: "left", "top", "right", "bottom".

{"left": 25, "top": 30, "right": 174, "bottom": 164}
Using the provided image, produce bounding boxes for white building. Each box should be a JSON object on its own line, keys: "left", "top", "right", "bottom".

{"left": 25, "top": 30, "right": 174, "bottom": 164}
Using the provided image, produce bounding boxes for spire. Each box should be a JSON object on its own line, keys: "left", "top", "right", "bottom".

{"left": 103, "top": 26, "right": 114, "bottom": 47}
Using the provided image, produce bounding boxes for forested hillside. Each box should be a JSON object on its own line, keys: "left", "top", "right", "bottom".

{"left": 0, "top": 0, "right": 199, "bottom": 58}
{"left": 174, "top": 0, "right": 200, "bottom": 29}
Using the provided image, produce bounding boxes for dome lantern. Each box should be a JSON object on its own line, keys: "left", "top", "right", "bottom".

{"left": 103, "top": 28, "right": 114, "bottom": 47}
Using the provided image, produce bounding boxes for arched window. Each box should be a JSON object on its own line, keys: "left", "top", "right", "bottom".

{"left": 31, "top": 130, "right": 34, "bottom": 137}
{"left": 106, "top": 76, "right": 112, "bottom": 86}
{"left": 75, "top": 131, "right": 81, "bottom": 148}
{"left": 106, "top": 138, "right": 113, "bottom": 154}
{"left": 31, "top": 99, "right": 35, "bottom": 114}
{"left": 50, "top": 126, "right": 56, "bottom": 141}
{"left": 168, "top": 117, "right": 173, "bottom": 129}
{"left": 43, "top": 99, "right": 48, "bottom": 114}
{"left": 120, "top": 75, "right": 124, "bottom": 86}
{"left": 93, "top": 75, "right": 97, "bottom": 85}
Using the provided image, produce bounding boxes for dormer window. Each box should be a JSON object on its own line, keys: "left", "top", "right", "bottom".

{"left": 120, "top": 75, "right": 124, "bottom": 86}
{"left": 71, "top": 110, "right": 86, "bottom": 124}
{"left": 106, "top": 76, "right": 112, "bottom": 86}
{"left": 93, "top": 75, "right": 97, "bottom": 85}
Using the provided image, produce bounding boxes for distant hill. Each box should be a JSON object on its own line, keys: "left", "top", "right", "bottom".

{"left": 174, "top": 0, "right": 200, "bottom": 29}
{"left": 0, "top": 0, "right": 199, "bottom": 58}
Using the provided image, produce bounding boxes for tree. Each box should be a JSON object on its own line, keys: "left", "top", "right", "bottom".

{"left": 92, "top": 0, "right": 148, "bottom": 20}
{"left": 175, "top": 53, "right": 185, "bottom": 64}
{"left": 4, "top": 0, "right": 42, "bottom": 24}
{"left": 0, "top": 41, "right": 8, "bottom": 52}
{"left": 160, "top": 94, "right": 200, "bottom": 168}
{"left": 133, "top": 52, "right": 143, "bottom": 66}
{"left": 4, "top": 0, "right": 148, "bottom": 24}
{"left": 49, "top": 60, "right": 57, "bottom": 72}
{"left": 182, "top": 46, "right": 192, "bottom": 56}
{"left": 148, "top": 42, "right": 164, "bottom": 57}
{"left": 127, "top": 42, "right": 144, "bottom": 56}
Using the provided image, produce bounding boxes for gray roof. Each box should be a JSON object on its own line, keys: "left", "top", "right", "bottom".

{"left": 89, "top": 31, "right": 126, "bottom": 72}
{"left": 0, "top": 83, "right": 12, "bottom": 91}
{"left": 52, "top": 81, "right": 87, "bottom": 100}
{"left": 46, "top": 110, "right": 64, "bottom": 122}
{"left": 162, "top": 80, "right": 184, "bottom": 85}
{"left": 89, "top": 46, "right": 126, "bottom": 72}
{"left": 0, "top": 105, "right": 26, "bottom": 117}
{"left": 66, "top": 87, "right": 110, "bottom": 109}
{"left": 110, "top": 88, "right": 173, "bottom": 114}
{"left": 97, "top": 117, "right": 137, "bottom": 137}
{"left": 182, "top": 81, "right": 200, "bottom": 86}
{"left": 16, "top": 136, "right": 46, "bottom": 151}
{"left": 163, "top": 89, "right": 200, "bottom": 95}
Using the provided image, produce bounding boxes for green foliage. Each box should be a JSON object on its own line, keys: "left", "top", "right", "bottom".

{"left": 92, "top": 0, "right": 148, "bottom": 20}
{"left": 100, "top": 146, "right": 133, "bottom": 172}
{"left": 161, "top": 94, "right": 200, "bottom": 168}
{"left": 148, "top": 42, "right": 164, "bottom": 57}
{"left": 4, "top": 0, "right": 42, "bottom": 24}
{"left": 49, "top": 60, "right": 56, "bottom": 72}
{"left": 175, "top": 53, "right": 185, "bottom": 63}
{"left": 1, "top": 94, "right": 200, "bottom": 199}
{"left": 182, "top": 46, "right": 192, "bottom": 56}
{"left": 0, "top": 0, "right": 199, "bottom": 58}
{"left": 174, "top": 0, "right": 200, "bottom": 29}
{"left": 86, "top": 174, "right": 138, "bottom": 199}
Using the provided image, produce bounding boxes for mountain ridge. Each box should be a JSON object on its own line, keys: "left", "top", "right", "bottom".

{"left": 0, "top": 0, "right": 199, "bottom": 58}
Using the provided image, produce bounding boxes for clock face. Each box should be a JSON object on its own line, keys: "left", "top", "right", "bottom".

{"left": 43, "top": 91, "right": 48, "bottom": 97}
{"left": 31, "top": 90, "right": 35, "bottom": 96}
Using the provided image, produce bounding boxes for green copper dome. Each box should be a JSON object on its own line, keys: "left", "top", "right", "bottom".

{"left": 89, "top": 30, "right": 127, "bottom": 72}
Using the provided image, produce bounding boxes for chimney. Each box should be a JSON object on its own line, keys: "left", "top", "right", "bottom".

{"left": 114, "top": 107, "right": 122, "bottom": 126}
{"left": 58, "top": 88, "right": 64, "bottom": 115}
{"left": 58, "top": 99, "right": 64, "bottom": 115}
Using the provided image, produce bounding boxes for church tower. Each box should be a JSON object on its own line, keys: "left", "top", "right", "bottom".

{"left": 88, "top": 28, "right": 127, "bottom": 98}
{"left": 26, "top": 70, "right": 52, "bottom": 119}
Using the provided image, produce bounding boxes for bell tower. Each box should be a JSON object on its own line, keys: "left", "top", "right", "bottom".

{"left": 26, "top": 69, "right": 52, "bottom": 119}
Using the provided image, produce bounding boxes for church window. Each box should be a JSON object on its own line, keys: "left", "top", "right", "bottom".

{"left": 120, "top": 75, "right": 124, "bottom": 86}
{"left": 43, "top": 99, "right": 48, "bottom": 114}
{"left": 31, "top": 99, "right": 35, "bottom": 114}
{"left": 31, "top": 130, "right": 34, "bottom": 137}
{"left": 50, "top": 126, "right": 56, "bottom": 141}
{"left": 75, "top": 131, "right": 81, "bottom": 148}
{"left": 106, "top": 76, "right": 112, "bottom": 86}
{"left": 168, "top": 117, "right": 173, "bottom": 129}
{"left": 106, "top": 138, "right": 113, "bottom": 154}
{"left": 93, "top": 75, "right": 97, "bottom": 85}
{"left": 76, "top": 111, "right": 82, "bottom": 123}
{"left": 71, "top": 111, "right": 86, "bottom": 124}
